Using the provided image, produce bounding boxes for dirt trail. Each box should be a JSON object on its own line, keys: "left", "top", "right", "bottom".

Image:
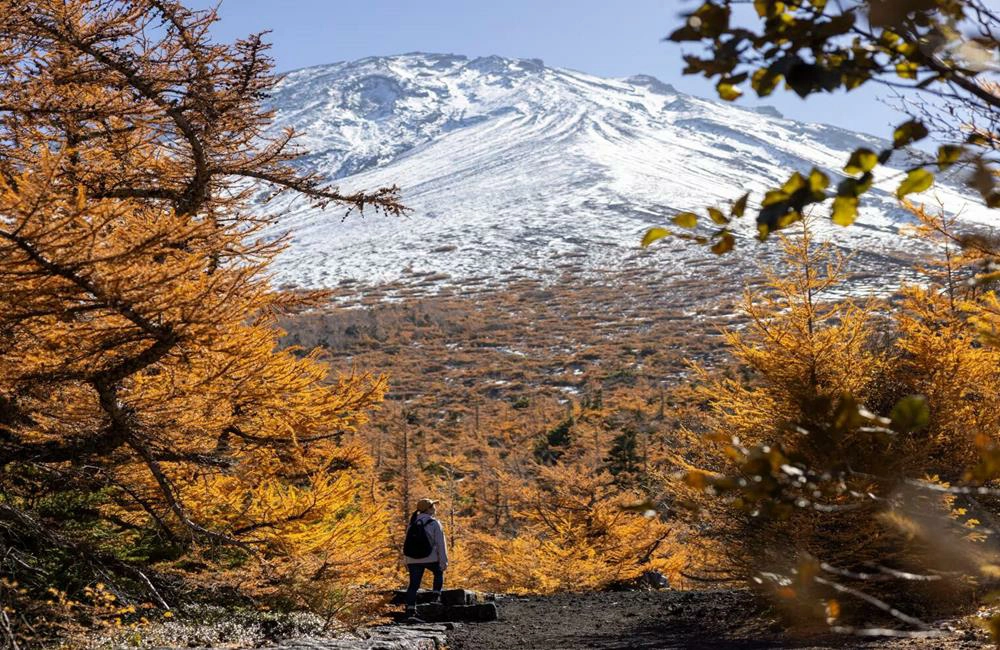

{"left": 444, "top": 590, "right": 988, "bottom": 650}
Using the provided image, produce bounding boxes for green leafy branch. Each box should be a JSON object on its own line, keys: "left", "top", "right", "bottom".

{"left": 647, "top": 0, "right": 1000, "bottom": 253}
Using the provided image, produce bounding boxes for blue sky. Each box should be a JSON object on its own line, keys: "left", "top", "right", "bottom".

{"left": 192, "top": 0, "right": 900, "bottom": 139}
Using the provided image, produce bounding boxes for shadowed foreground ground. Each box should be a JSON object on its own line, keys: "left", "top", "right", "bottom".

{"left": 444, "top": 590, "right": 989, "bottom": 650}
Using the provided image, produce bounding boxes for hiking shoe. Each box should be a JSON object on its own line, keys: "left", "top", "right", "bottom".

{"left": 429, "top": 590, "right": 442, "bottom": 603}
{"left": 403, "top": 611, "right": 425, "bottom": 624}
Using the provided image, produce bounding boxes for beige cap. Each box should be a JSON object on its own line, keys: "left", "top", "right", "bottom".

{"left": 416, "top": 498, "right": 439, "bottom": 512}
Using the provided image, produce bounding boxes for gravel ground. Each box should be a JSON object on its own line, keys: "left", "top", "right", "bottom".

{"left": 444, "top": 590, "right": 993, "bottom": 650}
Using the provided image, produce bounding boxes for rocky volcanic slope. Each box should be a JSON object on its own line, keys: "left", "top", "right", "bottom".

{"left": 261, "top": 53, "right": 991, "bottom": 296}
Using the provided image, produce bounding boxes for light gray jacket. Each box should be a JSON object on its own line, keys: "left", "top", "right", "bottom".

{"left": 404, "top": 513, "right": 448, "bottom": 569}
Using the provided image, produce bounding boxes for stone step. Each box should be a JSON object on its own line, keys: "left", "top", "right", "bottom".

{"left": 389, "top": 588, "right": 481, "bottom": 606}
{"left": 412, "top": 602, "right": 498, "bottom": 623}
{"left": 389, "top": 589, "right": 438, "bottom": 605}
{"left": 442, "top": 589, "right": 480, "bottom": 606}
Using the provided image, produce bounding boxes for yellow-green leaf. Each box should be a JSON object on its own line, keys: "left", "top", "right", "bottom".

{"left": 708, "top": 207, "right": 729, "bottom": 225}
{"left": 971, "top": 158, "right": 995, "bottom": 197}
{"left": 967, "top": 132, "right": 990, "bottom": 146}
{"left": 879, "top": 30, "right": 900, "bottom": 45}
{"left": 751, "top": 68, "right": 781, "bottom": 97}
{"left": 672, "top": 212, "right": 698, "bottom": 228}
{"left": 717, "top": 81, "right": 742, "bottom": 101}
{"left": 937, "top": 145, "right": 962, "bottom": 170}
{"left": 896, "top": 168, "right": 934, "bottom": 199}
{"left": 641, "top": 227, "right": 671, "bottom": 248}
{"left": 731, "top": 192, "right": 750, "bottom": 218}
{"left": 844, "top": 73, "right": 865, "bottom": 90}
{"left": 893, "top": 120, "right": 929, "bottom": 148}
{"left": 752, "top": 0, "right": 787, "bottom": 18}
{"left": 711, "top": 231, "right": 735, "bottom": 254}
{"left": 808, "top": 168, "right": 830, "bottom": 193}
{"left": 781, "top": 172, "right": 806, "bottom": 195}
{"left": 895, "top": 61, "right": 918, "bottom": 79}
{"left": 762, "top": 189, "right": 789, "bottom": 207}
{"left": 890, "top": 395, "right": 929, "bottom": 432}
{"left": 777, "top": 209, "right": 801, "bottom": 228}
{"left": 831, "top": 195, "right": 858, "bottom": 226}
{"left": 836, "top": 171, "right": 874, "bottom": 197}
{"left": 844, "top": 148, "right": 878, "bottom": 175}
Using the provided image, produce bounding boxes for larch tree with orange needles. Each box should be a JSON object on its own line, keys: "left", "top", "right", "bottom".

{"left": 670, "top": 213, "right": 1000, "bottom": 631}
{"left": 668, "top": 223, "right": 895, "bottom": 580}
{"left": 461, "top": 460, "right": 679, "bottom": 594}
{"left": 0, "top": 0, "right": 404, "bottom": 640}
{"left": 444, "top": 396, "right": 684, "bottom": 595}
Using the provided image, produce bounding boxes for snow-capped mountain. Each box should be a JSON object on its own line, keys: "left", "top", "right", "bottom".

{"left": 263, "top": 53, "right": 991, "bottom": 294}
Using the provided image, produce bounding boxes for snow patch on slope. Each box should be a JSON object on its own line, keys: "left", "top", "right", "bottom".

{"left": 262, "top": 53, "right": 992, "bottom": 294}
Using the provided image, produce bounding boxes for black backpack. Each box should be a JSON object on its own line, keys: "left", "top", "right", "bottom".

{"left": 403, "top": 512, "right": 433, "bottom": 558}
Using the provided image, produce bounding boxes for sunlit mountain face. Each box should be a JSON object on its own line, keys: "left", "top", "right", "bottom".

{"left": 261, "top": 53, "right": 989, "bottom": 297}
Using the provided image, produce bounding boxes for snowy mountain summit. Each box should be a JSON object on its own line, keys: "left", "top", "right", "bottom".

{"left": 264, "top": 53, "right": 988, "bottom": 293}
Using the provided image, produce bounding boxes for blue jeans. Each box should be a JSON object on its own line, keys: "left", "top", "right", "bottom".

{"left": 405, "top": 561, "right": 443, "bottom": 609}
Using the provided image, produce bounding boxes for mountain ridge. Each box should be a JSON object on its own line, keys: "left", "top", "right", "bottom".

{"left": 260, "top": 53, "right": 989, "bottom": 294}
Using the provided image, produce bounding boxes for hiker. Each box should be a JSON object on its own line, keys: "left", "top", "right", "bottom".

{"left": 403, "top": 497, "right": 448, "bottom": 619}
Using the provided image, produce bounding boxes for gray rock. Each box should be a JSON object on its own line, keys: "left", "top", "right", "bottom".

{"left": 640, "top": 570, "right": 671, "bottom": 589}
{"left": 414, "top": 602, "right": 447, "bottom": 620}
{"left": 414, "top": 602, "right": 497, "bottom": 623}
{"left": 389, "top": 588, "right": 482, "bottom": 606}
{"left": 440, "top": 589, "right": 479, "bottom": 606}
{"left": 272, "top": 623, "right": 450, "bottom": 649}
{"left": 467, "top": 603, "right": 498, "bottom": 622}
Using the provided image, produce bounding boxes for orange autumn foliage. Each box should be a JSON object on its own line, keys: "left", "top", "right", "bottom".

{"left": 384, "top": 393, "right": 689, "bottom": 595}
{"left": 458, "top": 461, "right": 681, "bottom": 594}
{"left": 669, "top": 212, "right": 1000, "bottom": 626}
{"left": 0, "top": 0, "right": 404, "bottom": 639}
